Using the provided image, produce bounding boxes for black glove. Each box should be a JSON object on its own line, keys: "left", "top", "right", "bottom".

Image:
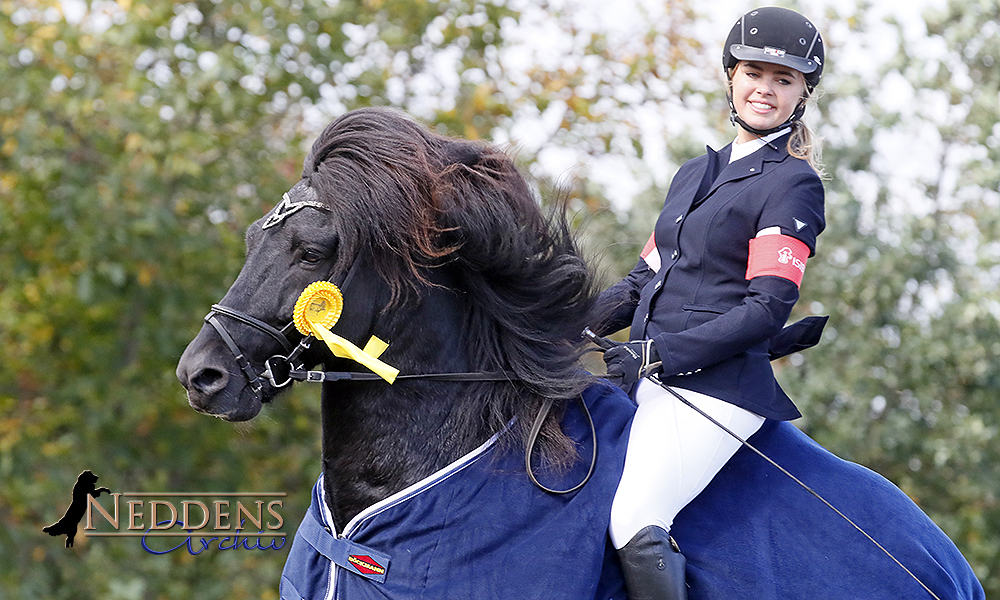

{"left": 603, "top": 339, "right": 661, "bottom": 391}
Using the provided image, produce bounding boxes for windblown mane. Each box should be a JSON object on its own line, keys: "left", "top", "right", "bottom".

{"left": 302, "top": 107, "right": 599, "bottom": 463}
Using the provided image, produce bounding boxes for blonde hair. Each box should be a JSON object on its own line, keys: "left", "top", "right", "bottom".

{"left": 787, "top": 110, "right": 826, "bottom": 179}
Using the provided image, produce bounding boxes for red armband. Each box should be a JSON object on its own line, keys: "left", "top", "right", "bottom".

{"left": 745, "top": 234, "right": 809, "bottom": 287}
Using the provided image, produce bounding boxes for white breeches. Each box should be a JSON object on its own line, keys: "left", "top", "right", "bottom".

{"left": 609, "top": 379, "right": 766, "bottom": 549}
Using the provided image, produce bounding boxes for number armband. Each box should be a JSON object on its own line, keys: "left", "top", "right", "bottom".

{"left": 745, "top": 233, "right": 810, "bottom": 287}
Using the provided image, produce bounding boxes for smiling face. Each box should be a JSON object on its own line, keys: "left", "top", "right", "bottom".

{"left": 730, "top": 60, "right": 807, "bottom": 142}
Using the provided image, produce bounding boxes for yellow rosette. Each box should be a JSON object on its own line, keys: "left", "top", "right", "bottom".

{"left": 292, "top": 281, "right": 399, "bottom": 383}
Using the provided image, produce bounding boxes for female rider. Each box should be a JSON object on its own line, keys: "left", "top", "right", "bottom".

{"left": 592, "top": 7, "right": 828, "bottom": 599}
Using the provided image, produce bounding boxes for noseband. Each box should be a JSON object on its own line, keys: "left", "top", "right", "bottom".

{"left": 203, "top": 303, "right": 302, "bottom": 401}
{"left": 203, "top": 252, "right": 386, "bottom": 402}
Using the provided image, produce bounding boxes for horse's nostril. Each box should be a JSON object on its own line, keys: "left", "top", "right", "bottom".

{"left": 191, "top": 367, "right": 228, "bottom": 395}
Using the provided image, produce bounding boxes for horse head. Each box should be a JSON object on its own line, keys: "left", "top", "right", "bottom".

{"left": 176, "top": 177, "right": 349, "bottom": 419}
{"left": 177, "top": 107, "right": 598, "bottom": 516}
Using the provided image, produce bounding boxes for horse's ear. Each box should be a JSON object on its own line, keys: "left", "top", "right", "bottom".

{"left": 442, "top": 141, "right": 481, "bottom": 167}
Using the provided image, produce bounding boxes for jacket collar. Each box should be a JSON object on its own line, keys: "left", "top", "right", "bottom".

{"left": 706, "top": 138, "right": 790, "bottom": 198}
{"left": 729, "top": 128, "right": 792, "bottom": 162}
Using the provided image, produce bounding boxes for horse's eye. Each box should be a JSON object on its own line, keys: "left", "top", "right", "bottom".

{"left": 301, "top": 249, "right": 325, "bottom": 264}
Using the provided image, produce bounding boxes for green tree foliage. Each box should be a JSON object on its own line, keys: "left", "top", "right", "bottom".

{"left": 772, "top": 1, "right": 1000, "bottom": 593}
{"left": 2, "top": 0, "right": 997, "bottom": 597}
{"left": 1, "top": 0, "right": 518, "bottom": 597}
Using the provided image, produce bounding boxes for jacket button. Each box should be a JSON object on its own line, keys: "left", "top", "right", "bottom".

{"left": 671, "top": 250, "right": 678, "bottom": 259}
{"left": 675, "top": 214, "right": 683, "bottom": 223}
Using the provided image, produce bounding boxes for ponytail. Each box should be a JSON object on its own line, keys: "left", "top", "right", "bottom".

{"left": 787, "top": 118, "right": 826, "bottom": 179}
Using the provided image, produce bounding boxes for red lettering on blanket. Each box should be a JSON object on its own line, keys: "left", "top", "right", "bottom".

{"left": 349, "top": 554, "right": 387, "bottom": 575}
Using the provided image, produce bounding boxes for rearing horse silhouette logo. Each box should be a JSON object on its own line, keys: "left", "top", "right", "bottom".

{"left": 42, "top": 470, "right": 111, "bottom": 547}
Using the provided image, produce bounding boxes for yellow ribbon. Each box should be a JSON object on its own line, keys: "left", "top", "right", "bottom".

{"left": 292, "top": 281, "right": 399, "bottom": 383}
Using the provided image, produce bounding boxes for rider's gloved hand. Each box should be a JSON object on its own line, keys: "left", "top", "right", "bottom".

{"left": 603, "top": 339, "right": 661, "bottom": 391}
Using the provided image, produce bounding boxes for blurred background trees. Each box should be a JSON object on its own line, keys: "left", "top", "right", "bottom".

{"left": 1, "top": 0, "right": 996, "bottom": 597}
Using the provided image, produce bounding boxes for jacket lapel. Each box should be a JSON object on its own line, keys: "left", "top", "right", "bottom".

{"left": 690, "top": 145, "right": 730, "bottom": 210}
{"left": 704, "top": 140, "right": 789, "bottom": 201}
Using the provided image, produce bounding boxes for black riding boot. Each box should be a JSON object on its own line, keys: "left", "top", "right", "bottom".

{"left": 617, "top": 525, "right": 688, "bottom": 600}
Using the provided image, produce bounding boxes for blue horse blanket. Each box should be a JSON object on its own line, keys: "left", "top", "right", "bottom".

{"left": 280, "top": 381, "right": 632, "bottom": 600}
{"left": 673, "top": 418, "right": 985, "bottom": 600}
{"left": 281, "top": 380, "right": 984, "bottom": 600}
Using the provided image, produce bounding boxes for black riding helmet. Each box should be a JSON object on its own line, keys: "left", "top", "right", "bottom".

{"left": 723, "top": 7, "right": 825, "bottom": 135}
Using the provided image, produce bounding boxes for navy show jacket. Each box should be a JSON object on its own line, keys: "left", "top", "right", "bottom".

{"left": 596, "top": 137, "right": 825, "bottom": 420}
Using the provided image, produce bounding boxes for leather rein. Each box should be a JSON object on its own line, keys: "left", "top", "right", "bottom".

{"left": 203, "top": 302, "right": 518, "bottom": 400}
{"left": 202, "top": 283, "right": 594, "bottom": 496}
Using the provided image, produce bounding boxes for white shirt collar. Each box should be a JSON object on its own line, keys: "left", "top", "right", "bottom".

{"left": 728, "top": 128, "right": 791, "bottom": 163}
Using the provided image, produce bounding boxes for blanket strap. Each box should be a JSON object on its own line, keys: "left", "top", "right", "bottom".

{"left": 298, "top": 511, "right": 391, "bottom": 584}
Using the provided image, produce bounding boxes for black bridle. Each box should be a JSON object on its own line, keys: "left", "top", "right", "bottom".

{"left": 203, "top": 244, "right": 520, "bottom": 403}
{"left": 204, "top": 303, "right": 297, "bottom": 401}
{"left": 204, "top": 296, "right": 521, "bottom": 403}
{"left": 201, "top": 186, "right": 523, "bottom": 399}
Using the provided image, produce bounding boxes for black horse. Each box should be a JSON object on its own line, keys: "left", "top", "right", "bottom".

{"left": 177, "top": 107, "right": 984, "bottom": 600}
{"left": 177, "top": 107, "right": 630, "bottom": 598}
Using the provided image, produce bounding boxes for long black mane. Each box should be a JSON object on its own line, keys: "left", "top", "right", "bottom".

{"left": 302, "top": 107, "right": 598, "bottom": 462}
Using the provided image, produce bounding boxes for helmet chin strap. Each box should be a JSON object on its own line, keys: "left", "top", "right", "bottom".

{"left": 728, "top": 94, "right": 807, "bottom": 138}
